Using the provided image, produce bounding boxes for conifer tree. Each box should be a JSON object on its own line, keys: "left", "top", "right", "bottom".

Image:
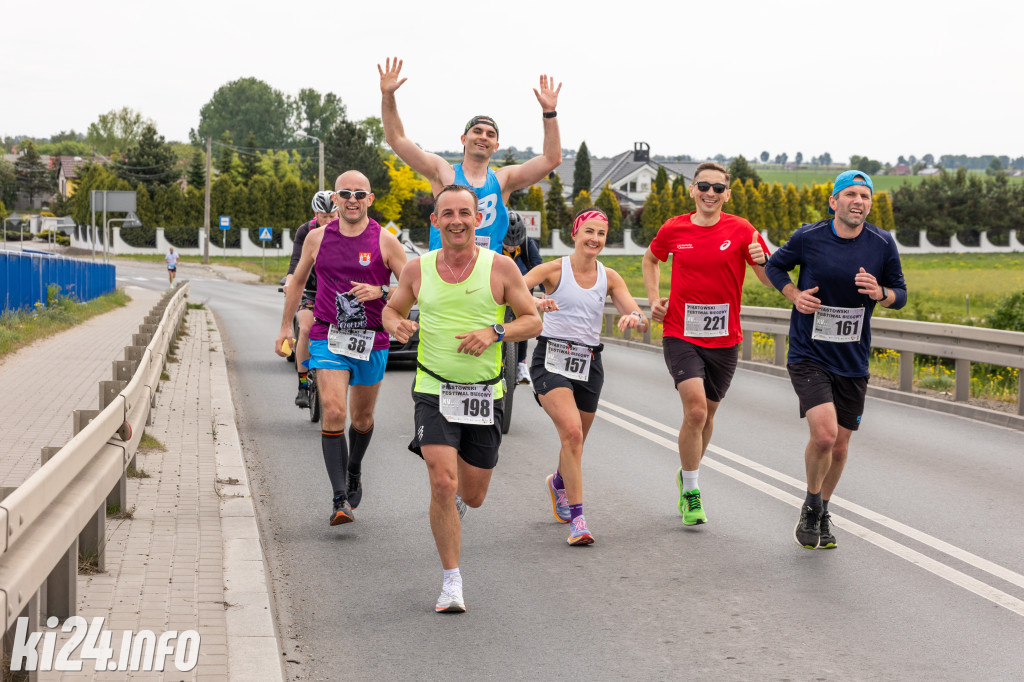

{"left": 572, "top": 141, "right": 592, "bottom": 200}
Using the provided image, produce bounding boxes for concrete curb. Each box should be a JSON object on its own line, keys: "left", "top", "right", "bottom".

{"left": 206, "top": 311, "right": 285, "bottom": 682}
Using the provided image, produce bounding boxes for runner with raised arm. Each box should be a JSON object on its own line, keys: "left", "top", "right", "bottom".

{"left": 379, "top": 56, "right": 562, "bottom": 253}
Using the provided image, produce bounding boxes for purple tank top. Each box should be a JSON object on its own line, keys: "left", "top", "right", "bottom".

{"left": 310, "top": 218, "right": 392, "bottom": 350}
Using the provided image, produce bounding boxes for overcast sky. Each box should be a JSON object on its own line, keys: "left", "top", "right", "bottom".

{"left": 3, "top": 0, "right": 1021, "bottom": 164}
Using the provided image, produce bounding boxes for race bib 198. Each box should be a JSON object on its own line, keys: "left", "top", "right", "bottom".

{"left": 439, "top": 383, "right": 494, "bottom": 425}
{"left": 327, "top": 326, "right": 374, "bottom": 360}
{"left": 544, "top": 340, "right": 591, "bottom": 381}
{"left": 812, "top": 306, "right": 864, "bottom": 343}
{"left": 684, "top": 303, "right": 729, "bottom": 337}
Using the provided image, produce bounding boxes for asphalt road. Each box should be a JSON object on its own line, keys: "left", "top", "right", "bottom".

{"left": 116, "top": 260, "right": 1024, "bottom": 681}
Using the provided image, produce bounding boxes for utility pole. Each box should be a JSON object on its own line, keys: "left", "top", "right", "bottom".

{"left": 318, "top": 137, "right": 325, "bottom": 192}
{"left": 204, "top": 136, "right": 211, "bottom": 264}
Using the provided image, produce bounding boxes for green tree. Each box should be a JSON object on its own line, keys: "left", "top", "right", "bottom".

{"left": 654, "top": 166, "right": 669, "bottom": 193}
{"left": 729, "top": 179, "right": 747, "bottom": 219}
{"left": 154, "top": 184, "right": 186, "bottom": 226}
{"left": 572, "top": 189, "right": 593, "bottom": 215}
{"left": 639, "top": 190, "right": 664, "bottom": 244}
{"left": 215, "top": 131, "right": 236, "bottom": 181}
{"left": 820, "top": 152, "right": 833, "bottom": 166}
{"left": 728, "top": 155, "right": 762, "bottom": 187}
{"left": 0, "top": 158, "right": 19, "bottom": 208}
{"left": 195, "top": 77, "right": 292, "bottom": 149}
{"left": 744, "top": 180, "right": 764, "bottom": 228}
{"left": 324, "top": 118, "right": 390, "bottom": 195}
{"left": 767, "top": 183, "right": 787, "bottom": 243}
{"left": 545, "top": 173, "right": 570, "bottom": 245}
{"left": 760, "top": 150, "right": 769, "bottom": 163}
{"left": 572, "top": 141, "right": 591, "bottom": 200}
{"left": 70, "top": 163, "right": 117, "bottom": 225}
{"left": 294, "top": 88, "right": 345, "bottom": 141}
{"left": 186, "top": 150, "right": 206, "bottom": 190}
{"left": 86, "top": 107, "right": 151, "bottom": 155}
{"left": 15, "top": 140, "right": 55, "bottom": 205}
{"left": 238, "top": 131, "right": 262, "bottom": 184}
{"left": 986, "top": 157, "right": 1004, "bottom": 176}
{"left": 784, "top": 183, "right": 801, "bottom": 238}
{"left": 113, "top": 123, "right": 180, "bottom": 192}
{"left": 594, "top": 183, "right": 622, "bottom": 244}
{"left": 134, "top": 183, "right": 155, "bottom": 226}
{"left": 247, "top": 176, "right": 272, "bottom": 229}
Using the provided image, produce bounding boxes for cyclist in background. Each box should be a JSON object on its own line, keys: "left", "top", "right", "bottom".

{"left": 502, "top": 211, "right": 543, "bottom": 384}
{"left": 284, "top": 190, "right": 339, "bottom": 408}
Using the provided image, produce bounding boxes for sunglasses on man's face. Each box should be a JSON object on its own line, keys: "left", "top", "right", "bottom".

{"left": 695, "top": 181, "right": 728, "bottom": 194}
{"left": 335, "top": 190, "right": 370, "bottom": 200}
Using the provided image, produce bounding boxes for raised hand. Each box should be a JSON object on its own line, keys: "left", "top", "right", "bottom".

{"left": 378, "top": 57, "right": 407, "bottom": 95}
{"left": 533, "top": 74, "right": 562, "bottom": 113}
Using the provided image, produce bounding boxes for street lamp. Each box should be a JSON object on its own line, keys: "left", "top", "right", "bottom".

{"left": 296, "top": 132, "right": 325, "bottom": 191}
{"left": 105, "top": 212, "right": 142, "bottom": 263}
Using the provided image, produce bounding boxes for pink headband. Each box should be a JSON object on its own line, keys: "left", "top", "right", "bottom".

{"left": 572, "top": 210, "right": 608, "bottom": 237}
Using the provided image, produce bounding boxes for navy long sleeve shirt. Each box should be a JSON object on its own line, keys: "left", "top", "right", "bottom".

{"left": 764, "top": 219, "right": 907, "bottom": 377}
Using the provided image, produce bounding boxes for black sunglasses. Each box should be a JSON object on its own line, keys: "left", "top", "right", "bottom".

{"left": 695, "top": 181, "right": 728, "bottom": 194}
{"left": 335, "top": 190, "right": 370, "bottom": 200}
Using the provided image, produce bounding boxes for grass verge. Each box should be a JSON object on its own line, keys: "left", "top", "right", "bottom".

{"left": 0, "top": 288, "right": 130, "bottom": 359}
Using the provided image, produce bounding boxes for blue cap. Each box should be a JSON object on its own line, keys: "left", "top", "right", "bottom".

{"left": 829, "top": 170, "right": 873, "bottom": 214}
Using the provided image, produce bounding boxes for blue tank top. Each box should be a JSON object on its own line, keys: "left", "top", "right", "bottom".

{"left": 428, "top": 164, "right": 508, "bottom": 253}
{"left": 310, "top": 218, "right": 392, "bottom": 351}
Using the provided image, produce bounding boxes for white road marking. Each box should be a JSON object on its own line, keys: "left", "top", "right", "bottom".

{"left": 597, "top": 399, "right": 1024, "bottom": 617}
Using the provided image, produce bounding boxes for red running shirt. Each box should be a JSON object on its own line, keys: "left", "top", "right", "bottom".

{"left": 649, "top": 211, "right": 767, "bottom": 348}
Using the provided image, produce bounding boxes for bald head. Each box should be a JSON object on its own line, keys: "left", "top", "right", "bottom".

{"left": 335, "top": 170, "right": 371, "bottom": 192}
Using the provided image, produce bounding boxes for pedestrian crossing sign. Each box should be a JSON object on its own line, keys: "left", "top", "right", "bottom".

{"left": 259, "top": 228, "right": 273, "bottom": 241}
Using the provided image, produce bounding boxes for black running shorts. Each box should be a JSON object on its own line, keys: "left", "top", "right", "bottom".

{"left": 408, "top": 392, "right": 504, "bottom": 469}
{"left": 529, "top": 342, "right": 605, "bottom": 413}
{"left": 662, "top": 336, "right": 739, "bottom": 402}
{"left": 787, "top": 361, "right": 868, "bottom": 431}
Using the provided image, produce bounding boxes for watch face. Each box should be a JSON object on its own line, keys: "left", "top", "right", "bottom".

{"left": 493, "top": 324, "right": 505, "bottom": 335}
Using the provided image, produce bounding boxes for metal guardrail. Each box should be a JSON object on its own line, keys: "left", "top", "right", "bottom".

{"left": 602, "top": 301, "right": 1024, "bottom": 419}
{"left": 0, "top": 282, "right": 189, "bottom": 638}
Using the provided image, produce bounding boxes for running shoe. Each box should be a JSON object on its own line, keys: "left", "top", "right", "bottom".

{"left": 676, "top": 469, "right": 707, "bottom": 525}
{"left": 818, "top": 510, "right": 837, "bottom": 549}
{"left": 517, "top": 362, "right": 531, "bottom": 385}
{"left": 794, "top": 505, "right": 821, "bottom": 549}
{"left": 567, "top": 515, "right": 595, "bottom": 546}
{"left": 295, "top": 387, "right": 310, "bottom": 408}
{"left": 546, "top": 474, "right": 570, "bottom": 523}
{"left": 455, "top": 495, "right": 467, "bottom": 520}
{"left": 330, "top": 494, "right": 354, "bottom": 526}
{"left": 435, "top": 579, "right": 466, "bottom": 613}
{"left": 346, "top": 472, "right": 362, "bottom": 509}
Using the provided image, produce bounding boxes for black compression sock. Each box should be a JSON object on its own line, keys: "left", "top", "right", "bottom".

{"left": 822, "top": 498, "right": 829, "bottom": 513}
{"left": 321, "top": 430, "right": 349, "bottom": 497}
{"left": 348, "top": 424, "right": 374, "bottom": 476}
{"left": 804, "top": 490, "right": 823, "bottom": 512}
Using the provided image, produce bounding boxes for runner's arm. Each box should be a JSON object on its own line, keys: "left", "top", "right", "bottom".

{"left": 606, "top": 268, "right": 649, "bottom": 332}
{"left": 641, "top": 247, "right": 669, "bottom": 322}
{"left": 276, "top": 231, "right": 321, "bottom": 355}
{"left": 497, "top": 75, "right": 562, "bottom": 198}
{"left": 379, "top": 57, "right": 451, "bottom": 190}
{"left": 382, "top": 258, "right": 421, "bottom": 344}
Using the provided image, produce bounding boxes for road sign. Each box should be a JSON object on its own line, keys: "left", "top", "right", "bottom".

{"left": 259, "top": 228, "right": 273, "bottom": 241}
{"left": 519, "top": 211, "right": 542, "bottom": 240}
{"left": 383, "top": 221, "right": 399, "bottom": 236}
{"left": 219, "top": 216, "right": 231, "bottom": 230}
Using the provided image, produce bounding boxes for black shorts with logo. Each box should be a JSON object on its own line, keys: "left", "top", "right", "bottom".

{"left": 530, "top": 341, "right": 605, "bottom": 413}
{"left": 662, "top": 336, "right": 739, "bottom": 402}
{"left": 408, "top": 392, "right": 504, "bottom": 469}
{"left": 787, "top": 361, "right": 868, "bottom": 431}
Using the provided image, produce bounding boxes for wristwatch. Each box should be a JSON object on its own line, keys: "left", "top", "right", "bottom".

{"left": 380, "top": 284, "right": 390, "bottom": 298}
{"left": 876, "top": 286, "right": 888, "bottom": 302}
{"left": 491, "top": 323, "right": 506, "bottom": 342}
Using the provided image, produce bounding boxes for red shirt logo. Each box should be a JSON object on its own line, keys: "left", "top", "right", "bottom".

{"left": 358, "top": 252, "right": 371, "bottom": 266}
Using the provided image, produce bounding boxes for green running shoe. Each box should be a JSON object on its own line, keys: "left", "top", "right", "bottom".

{"left": 676, "top": 470, "right": 707, "bottom": 525}
{"left": 794, "top": 505, "right": 821, "bottom": 549}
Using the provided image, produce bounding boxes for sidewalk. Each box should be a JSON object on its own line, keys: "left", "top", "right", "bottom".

{"left": 0, "top": 284, "right": 281, "bottom": 680}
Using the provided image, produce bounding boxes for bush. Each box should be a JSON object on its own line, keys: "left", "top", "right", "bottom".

{"left": 989, "top": 290, "right": 1024, "bottom": 332}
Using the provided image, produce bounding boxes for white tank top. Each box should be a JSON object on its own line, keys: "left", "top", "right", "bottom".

{"left": 541, "top": 256, "right": 607, "bottom": 347}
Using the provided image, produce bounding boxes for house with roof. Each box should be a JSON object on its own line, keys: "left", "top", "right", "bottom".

{"left": 55, "top": 154, "right": 108, "bottom": 198}
{"left": 536, "top": 143, "right": 700, "bottom": 210}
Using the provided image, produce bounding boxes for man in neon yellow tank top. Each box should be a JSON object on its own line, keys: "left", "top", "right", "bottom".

{"left": 383, "top": 185, "right": 542, "bottom": 613}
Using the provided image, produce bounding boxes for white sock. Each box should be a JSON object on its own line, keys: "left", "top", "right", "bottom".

{"left": 443, "top": 567, "right": 461, "bottom": 588}
{"left": 682, "top": 469, "right": 699, "bottom": 493}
